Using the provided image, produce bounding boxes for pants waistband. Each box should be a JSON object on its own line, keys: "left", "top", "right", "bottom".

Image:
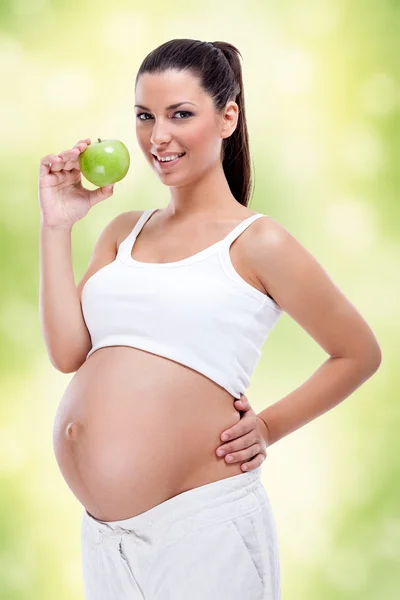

{"left": 85, "top": 466, "right": 266, "bottom": 543}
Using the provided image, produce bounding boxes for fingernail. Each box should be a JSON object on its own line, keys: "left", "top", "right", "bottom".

{"left": 221, "top": 433, "right": 229, "bottom": 441}
{"left": 242, "top": 465, "right": 248, "bottom": 471}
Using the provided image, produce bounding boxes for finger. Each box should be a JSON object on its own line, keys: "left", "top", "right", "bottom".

{"left": 220, "top": 413, "right": 255, "bottom": 442}
{"left": 71, "top": 138, "right": 91, "bottom": 159}
{"left": 216, "top": 429, "right": 257, "bottom": 456}
{"left": 223, "top": 443, "right": 262, "bottom": 464}
{"left": 68, "top": 139, "right": 91, "bottom": 168}
{"left": 51, "top": 147, "right": 81, "bottom": 172}
{"left": 234, "top": 396, "right": 250, "bottom": 411}
{"left": 240, "top": 452, "right": 267, "bottom": 472}
{"left": 87, "top": 184, "right": 115, "bottom": 206}
{"left": 51, "top": 140, "right": 90, "bottom": 173}
{"left": 39, "top": 153, "right": 63, "bottom": 177}
{"left": 73, "top": 138, "right": 91, "bottom": 149}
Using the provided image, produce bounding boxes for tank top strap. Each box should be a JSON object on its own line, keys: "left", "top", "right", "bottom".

{"left": 221, "top": 213, "right": 266, "bottom": 249}
{"left": 117, "top": 208, "right": 158, "bottom": 259}
{"left": 131, "top": 208, "right": 158, "bottom": 239}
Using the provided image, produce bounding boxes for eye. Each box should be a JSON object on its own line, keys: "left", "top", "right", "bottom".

{"left": 136, "top": 110, "right": 193, "bottom": 121}
{"left": 174, "top": 111, "right": 193, "bottom": 120}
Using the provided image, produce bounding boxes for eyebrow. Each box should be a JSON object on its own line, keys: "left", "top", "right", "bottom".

{"left": 134, "top": 101, "right": 197, "bottom": 111}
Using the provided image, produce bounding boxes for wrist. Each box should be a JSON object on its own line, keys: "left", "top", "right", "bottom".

{"left": 257, "top": 414, "right": 272, "bottom": 446}
{"left": 40, "top": 221, "right": 73, "bottom": 233}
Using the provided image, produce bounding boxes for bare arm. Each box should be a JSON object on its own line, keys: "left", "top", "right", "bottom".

{"left": 39, "top": 212, "right": 134, "bottom": 373}
{"left": 252, "top": 218, "right": 382, "bottom": 446}
{"left": 39, "top": 224, "right": 92, "bottom": 373}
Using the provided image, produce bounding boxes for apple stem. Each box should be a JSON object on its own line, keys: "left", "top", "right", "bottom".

{"left": 98, "top": 138, "right": 101, "bottom": 143}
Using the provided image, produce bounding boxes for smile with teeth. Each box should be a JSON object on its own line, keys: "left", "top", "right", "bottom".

{"left": 155, "top": 153, "right": 185, "bottom": 163}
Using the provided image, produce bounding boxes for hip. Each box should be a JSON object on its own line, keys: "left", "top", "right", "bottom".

{"left": 81, "top": 465, "right": 281, "bottom": 599}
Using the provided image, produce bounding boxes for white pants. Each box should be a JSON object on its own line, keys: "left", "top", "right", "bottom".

{"left": 81, "top": 466, "right": 281, "bottom": 599}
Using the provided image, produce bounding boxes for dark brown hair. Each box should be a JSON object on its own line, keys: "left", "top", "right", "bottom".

{"left": 135, "top": 39, "right": 254, "bottom": 207}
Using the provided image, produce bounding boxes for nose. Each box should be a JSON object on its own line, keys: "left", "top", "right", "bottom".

{"left": 150, "top": 120, "right": 172, "bottom": 147}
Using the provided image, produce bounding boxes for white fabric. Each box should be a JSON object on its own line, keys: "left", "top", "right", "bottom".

{"left": 81, "top": 209, "right": 283, "bottom": 399}
{"left": 81, "top": 466, "right": 281, "bottom": 599}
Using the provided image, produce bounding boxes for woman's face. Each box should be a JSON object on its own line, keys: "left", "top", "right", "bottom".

{"left": 134, "top": 69, "right": 229, "bottom": 182}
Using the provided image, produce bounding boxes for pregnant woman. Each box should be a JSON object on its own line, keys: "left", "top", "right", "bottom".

{"left": 38, "top": 39, "right": 382, "bottom": 600}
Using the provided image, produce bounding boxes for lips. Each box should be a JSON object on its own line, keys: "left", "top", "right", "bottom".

{"left": 152, "top": 153, "right": 186, "bottom": 169}
{"left": 153, "top": 153, "right": 185, "bottom": 162}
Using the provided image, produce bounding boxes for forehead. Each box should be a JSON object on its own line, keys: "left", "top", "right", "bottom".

{"left": 135, "top": 70, "right": 206, "bottom": 104}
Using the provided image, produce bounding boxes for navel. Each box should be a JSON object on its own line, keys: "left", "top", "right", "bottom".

{"left": 65, "top": 420, "right": 83, "bottom": 440}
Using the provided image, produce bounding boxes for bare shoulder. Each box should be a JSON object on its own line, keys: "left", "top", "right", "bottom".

{"left": 250, "top": 216, "right": 382, "bottom": 368}
{"left": 246, "top": 215, "right": 289, "bottom": 300}
{"left": 114, "top": 210, "right": 146, "bottom": 248}
{"left": 249, "top": 214, "right": 319, "bottom": 306}
{"left": 251, "top": 214, "right": 288, "bottom": 243}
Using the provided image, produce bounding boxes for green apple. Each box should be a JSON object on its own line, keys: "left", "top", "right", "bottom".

{"left": 79, "top": 138, "right": 130, "bottom": 187}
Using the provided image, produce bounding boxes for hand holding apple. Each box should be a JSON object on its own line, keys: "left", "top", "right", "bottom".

{"left": 38, "top": 138, "right": 121, "bottom": 231}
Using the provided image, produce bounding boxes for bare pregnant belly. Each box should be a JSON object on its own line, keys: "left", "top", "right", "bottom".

{"left": 52, "top": 346, "right": 243, "bottom": 522}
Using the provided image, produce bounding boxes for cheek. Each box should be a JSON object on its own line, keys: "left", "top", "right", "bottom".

{"left": 184, "top": 125, "right": 217, "bottom": 155}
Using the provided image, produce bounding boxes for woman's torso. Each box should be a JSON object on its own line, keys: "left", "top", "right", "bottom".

{"left": 52, "top": 207, "right": 270, "bottom": 522}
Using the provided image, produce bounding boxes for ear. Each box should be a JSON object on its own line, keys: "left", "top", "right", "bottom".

{"left": 220, "top": 101, "right": 239, "bottom": 140}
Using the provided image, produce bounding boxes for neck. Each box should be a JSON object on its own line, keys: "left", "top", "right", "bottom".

{"left": 164, "top": 162, "right": 241, "bottom": 222}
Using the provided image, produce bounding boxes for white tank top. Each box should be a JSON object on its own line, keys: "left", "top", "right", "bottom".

{"left": 81, "top": 208, "right": 283, "bottom": 399}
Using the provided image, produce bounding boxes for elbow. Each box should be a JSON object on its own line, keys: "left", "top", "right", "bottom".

{"left": 357, "top": 344, "right": 383, "bottom": 374}
{"left": 47, "top": 352, "right": 67, "bottom": 373}
{"left": 58, "top": 364, "right": 78, "bottom": 374}
{"left": 58, "top": 358, "right": 85, "bottom": 374}
{"left": 50, "top": 358, "right": 76, "bottom": 374}
{"left": 370, "top": 345, "right": 383, "bottom": 372}
{"left": 336, "top": 344, "right": 383, "bottom": 374}
{"left": 49, "top": 354, "right": 84, "bottom": 374}
{"left": 48, "top": 345, "right": 90, "bottom": 374}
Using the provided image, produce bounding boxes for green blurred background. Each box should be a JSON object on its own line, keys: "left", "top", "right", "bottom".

{"left": 1, "top": 0, "right": 398, "bottom": 598}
